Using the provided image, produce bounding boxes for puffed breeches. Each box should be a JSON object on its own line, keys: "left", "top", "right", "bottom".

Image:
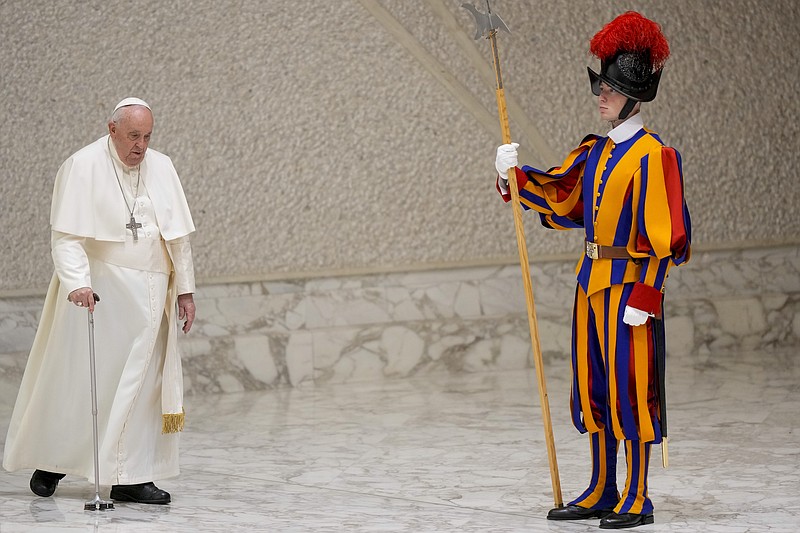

{"left": 569, "top": 283, "right": 662, "bottom": 443}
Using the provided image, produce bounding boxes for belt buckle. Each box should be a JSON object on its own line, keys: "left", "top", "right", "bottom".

{"left": 585, "top": 241, "right": 599, "bottom": 260}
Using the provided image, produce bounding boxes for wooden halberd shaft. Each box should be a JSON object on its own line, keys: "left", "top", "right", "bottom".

{"left": 487, "top": 24, "right": 564, "bottom": 507}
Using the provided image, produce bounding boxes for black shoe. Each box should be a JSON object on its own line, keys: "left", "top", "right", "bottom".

{"left": 30, "top": 470, "right": 66, "bottom": 497}
{"left": 110, "top": 482, "right": 171, "bottom": 504}
{"left": 547, "top": 504, "right": 614, "bottom": 520}
{"left": 599, "top": 512, "right": 654, "bottom": 529}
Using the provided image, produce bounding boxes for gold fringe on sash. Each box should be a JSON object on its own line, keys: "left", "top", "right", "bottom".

{"left": 161, "top": 275, "right": 186, "bottom": 434}
{"left": 162, "top": 410, "right": 185, "bottom": 434}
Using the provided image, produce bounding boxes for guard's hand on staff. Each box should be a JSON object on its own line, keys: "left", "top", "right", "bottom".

{"left": 177, "top": 293, "right": 195, "bottom": 334}
{"left": 495, "top": 142, "right": 519, "bottom": 183}
{"left": 68, "top": 287, "right": 97, "bottom": 312}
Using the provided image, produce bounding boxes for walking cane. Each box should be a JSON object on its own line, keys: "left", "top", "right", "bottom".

{"left": 84, "top": 292, "right": 114, "bottom": 512}
{"left": 462, "top": 1, "right": 563, "bottom": 508}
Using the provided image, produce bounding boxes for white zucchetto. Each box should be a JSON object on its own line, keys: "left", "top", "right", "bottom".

{"left": 113, "top": 97, "right": 151, "bottom": 112}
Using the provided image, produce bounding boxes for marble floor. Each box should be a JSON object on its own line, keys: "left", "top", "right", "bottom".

{"left": 1, "top": 348, "right": 798, "bottom": 533}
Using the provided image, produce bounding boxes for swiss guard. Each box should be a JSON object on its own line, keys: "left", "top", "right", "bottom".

{"left": 494, "top": 11, "right": 692, "bottom": 529}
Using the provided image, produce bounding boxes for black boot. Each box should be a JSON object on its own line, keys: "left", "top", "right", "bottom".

{"left": 110, "top": 482, "right": 171, "bottom": 504}
{"left": 547, "top": 504, "right": 613, "bottom": 520}
{"left": 599, "top": 512, "right": 655, "bottom": 529}
{"left": 30, "top": 470, "right": 66, "bottom": 497}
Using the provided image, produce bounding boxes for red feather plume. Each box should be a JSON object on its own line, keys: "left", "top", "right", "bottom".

{"left": 590, "top": 11, "right": 670, "bottom": 70}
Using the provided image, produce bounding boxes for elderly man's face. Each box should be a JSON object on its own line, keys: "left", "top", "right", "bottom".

{"left": 108, "top": 105, "right": 153, "bottom": 167}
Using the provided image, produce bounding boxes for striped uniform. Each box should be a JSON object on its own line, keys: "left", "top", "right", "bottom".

{"left": 499, "top": 122, "right": 691, "bottom": 515}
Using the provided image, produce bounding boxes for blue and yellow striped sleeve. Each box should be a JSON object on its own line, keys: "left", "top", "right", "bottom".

{"left": 498, "top": 136, "right": 599, "bottom": 230}
{"left": 628, "top": 146, "right": 692, "bottom": 314}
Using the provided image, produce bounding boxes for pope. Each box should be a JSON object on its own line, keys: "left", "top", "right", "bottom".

{"left": 3, "top": 97, "right": 197, "bottom": 505}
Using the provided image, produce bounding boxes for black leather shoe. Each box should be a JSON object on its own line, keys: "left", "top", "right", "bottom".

{"left": 547, "top": 504, "right": 613, "bottom": 520}
{"left": 110, "top": 482, "right": 171, "bottom": 504}
{"left": 599, "top": 512, "right": 654, "bottom": 529}
{"left": 30, "top": 470, "right": 66, "bottom": 497}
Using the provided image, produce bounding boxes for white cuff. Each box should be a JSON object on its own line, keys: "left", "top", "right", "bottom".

{"left": 498, "top": 175, "right": 509, "bottom": 194}
{"left": 167, "top": 237, "right": 196, "bottom": 295}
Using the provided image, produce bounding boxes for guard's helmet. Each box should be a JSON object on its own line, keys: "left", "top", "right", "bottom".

{"left": 587, "top": 12, "right": 670, "bottom": 103}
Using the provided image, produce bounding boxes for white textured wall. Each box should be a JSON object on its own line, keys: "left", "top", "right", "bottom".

{"left": 1, "top": 0, "right": 798, "bottom": 293}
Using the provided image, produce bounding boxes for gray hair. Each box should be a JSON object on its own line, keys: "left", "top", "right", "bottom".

{"left": 110, "top": 105, "right": 151, "bottom": 125}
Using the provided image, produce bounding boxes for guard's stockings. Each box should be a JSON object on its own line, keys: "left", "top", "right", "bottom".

{"left": 568, "top": 428, "right": 620, "bottom": 510}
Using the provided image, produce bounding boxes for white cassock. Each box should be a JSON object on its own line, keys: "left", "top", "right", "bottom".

{"left": 2, "top": 135, "right": 195, "bottom": 485}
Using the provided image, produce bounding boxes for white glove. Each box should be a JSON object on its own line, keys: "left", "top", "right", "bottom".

{"left": 495, "top": 143, "right": 519, "bottom": 182}
{"left": 622, "top": 305, "right": 651, "bottom": 326}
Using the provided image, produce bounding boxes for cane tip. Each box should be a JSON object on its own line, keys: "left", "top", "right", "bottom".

{"left": 84, "top": 501, "right": 114, "bottom": 511}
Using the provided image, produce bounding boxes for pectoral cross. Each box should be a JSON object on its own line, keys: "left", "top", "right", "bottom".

{"left": 126, "top": 216, "right": 143, "bottom": 241}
